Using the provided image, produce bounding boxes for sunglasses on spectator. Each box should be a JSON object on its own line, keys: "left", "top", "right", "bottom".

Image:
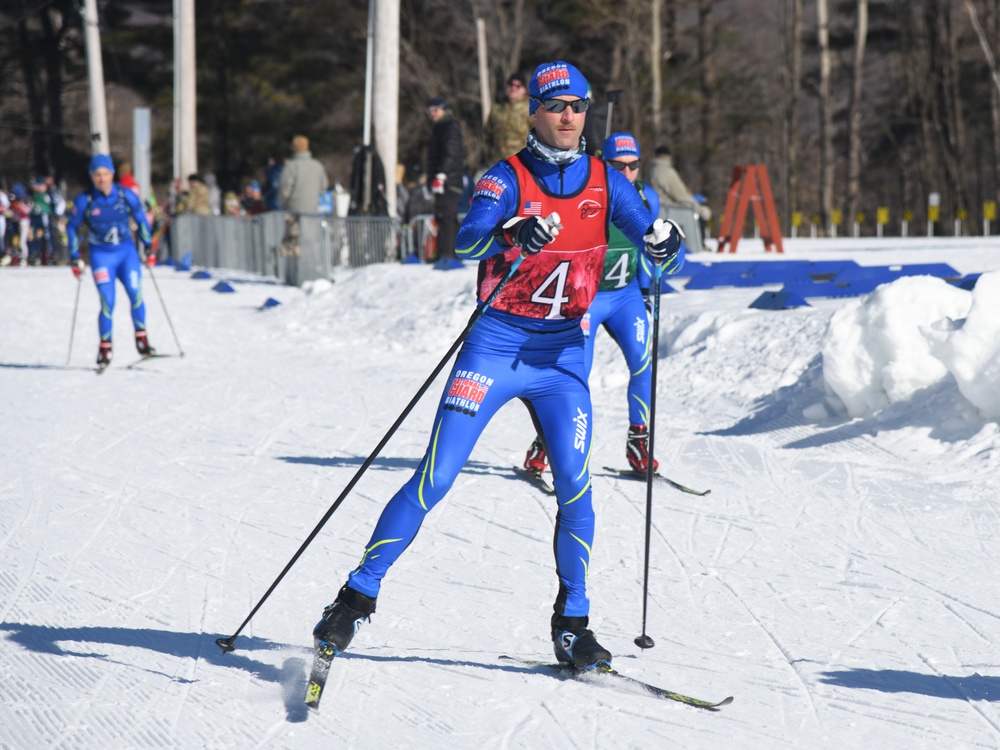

{"left": 607, "top": 159, "right": 641, "bottom": 172}
{"left": 508, "top": 82, "right": 524, "bottom": 89}
{"left": 531, "top": 97, "right": 590, "bottom": 114}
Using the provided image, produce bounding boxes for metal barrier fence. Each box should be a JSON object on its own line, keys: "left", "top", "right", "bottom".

{"left": 164, "top": 211, "right": 402, "bottom": 285}
{"left": 662, "top": 204, "right": 705, "bottom": 253}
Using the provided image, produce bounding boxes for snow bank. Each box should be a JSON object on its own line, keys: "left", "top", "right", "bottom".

{"left": 822, "top": 272, "right": 1000, "bottom": 419}
{"left": 929, "top": 271, "right": 1000, "bottom": 417}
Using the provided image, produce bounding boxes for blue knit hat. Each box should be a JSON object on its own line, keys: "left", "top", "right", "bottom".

{"left": 528, "top": 61, "right": 589, "bottom": 114}
{"left": 602, "top": 132, "right": 641, "bottom": 160}
{"left": 89, "top": 153, "right": 115, "bottom": 174}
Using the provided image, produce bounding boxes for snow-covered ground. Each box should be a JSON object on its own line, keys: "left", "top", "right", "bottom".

{"left": 2, "top": 236, "right": 1000, "bottom": 748}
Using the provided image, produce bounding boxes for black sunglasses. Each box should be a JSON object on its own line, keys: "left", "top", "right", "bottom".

{"left": 531, "top": 97, "right": 590, "bottom": 114}
{"left": 607, "top": 159, "right": 641, "bottom": 172}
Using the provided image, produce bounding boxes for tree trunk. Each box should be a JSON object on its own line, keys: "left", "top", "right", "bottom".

{"left": 40, "top": 8, "right": 67, "bottom": 181}
{"left": 652, "top": 0, "right": 662, "bottom": 142}
{"left": 697, "top": 0, "right": 714, "bottom": 199}
{"left": 926, "top": 0, "right": 968, "bottom": 220}
{"left": 817, "top": 0, "right": 834, "bottom": 232}
{"left": 17, "top": 19, "right": 48, "bottom": 175}
{"left": 664, "top": 0, "right": 680, "bottom": 146}
{"left": 783, "top": 0, "right": 803, "bottom": 227}
{"left": 846, "top": 0, "right": 869, "bottom": 222}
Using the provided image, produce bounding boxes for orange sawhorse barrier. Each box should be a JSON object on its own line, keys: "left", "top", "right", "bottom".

{"left": 716, "top": 164, "right": 784, "bottom": 253}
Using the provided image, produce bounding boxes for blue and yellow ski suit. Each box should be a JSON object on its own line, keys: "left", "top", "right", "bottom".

{"left": 345, "top": 146, "right": 671, "bottom": 619}
{"left": 66, "top": 185, "right": 153, "bottom": 343}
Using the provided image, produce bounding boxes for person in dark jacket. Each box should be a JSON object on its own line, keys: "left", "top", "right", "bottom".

{"left": 425, "top": 97, "right": 466, "bottom": 265}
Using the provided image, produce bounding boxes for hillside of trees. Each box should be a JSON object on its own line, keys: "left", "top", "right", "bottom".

{"left": 3, "top": 0, "right": 999, "bottom": 236}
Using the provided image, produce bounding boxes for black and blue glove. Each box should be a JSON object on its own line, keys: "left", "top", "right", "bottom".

{"left": 643, "top": 218, "right": 684, "bottom": 263}
{"left": 503, "top": 212, "right": 562, "bottom": 254}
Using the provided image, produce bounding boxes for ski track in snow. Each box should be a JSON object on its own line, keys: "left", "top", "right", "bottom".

{"left": 3, "top": 243, "right": 1000, "bottom": 748}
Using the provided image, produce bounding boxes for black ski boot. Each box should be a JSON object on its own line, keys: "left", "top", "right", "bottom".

{"left": 135, "top": 330, "right": 156, "bottom": 357}
{"left": 96, "top": 341, "right": 113, "bottom": 368}
{"left": 313, "top": 584, "right": 377, "bottom": 655}
{"left": 551, "top": 614, "right": 612, "bottom": 669}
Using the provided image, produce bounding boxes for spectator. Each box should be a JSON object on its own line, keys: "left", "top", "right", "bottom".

{"left": 482, "top": 73, "right": 531, "bottom": 167}
{"left": 222, "top": 190, "right": 243, "bottom": 216}
{"left": 278, "top": 134, "right": 329, "bottom": 258}
{"left": 263, "top": 157, "right": 283, "bottom": 211}
{"left": 9, "top": 184, "right": 31, "bottom": 265}
{"left": 28, "top": 176, "right": 54, "bottom": 265}
{"left": 279, "top": 135, "right": 329, "bottom": 214}
{"left": 241, "top": 181, "right": 265, "bottom": 216}
{"left": 424, "top": 97, "right": 466, "bottom": 266}
{"left": 118, "top": 161, "right": 141, "bottom": 197}
{"left": 179, "top": 174, "right": 211, "bottom": 215}
{"left": 46, "top": 176, "right": 68, "bottom": 264}
{"left": 204, "top": 172, "right": 222, "bottom": 215}
{"left": 0, "top": 187, "right": 9, "bottom": 262}
{"left": 645, "top": 145, "right": 712, "bottom": 224}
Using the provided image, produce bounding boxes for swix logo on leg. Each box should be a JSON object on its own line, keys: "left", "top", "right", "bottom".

{"left": 573, "top": 408, "right": 589, "bottom": 453}
{"left": 633, "top": 316, "right": 646, "bottom": 344}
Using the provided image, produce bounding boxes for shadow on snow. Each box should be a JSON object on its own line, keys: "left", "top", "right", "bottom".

{"left": 819, "top": 667, "right": 1000, "bottom": 702}
{"left": 0, "top": 622, "right": 539, "bottom": 723}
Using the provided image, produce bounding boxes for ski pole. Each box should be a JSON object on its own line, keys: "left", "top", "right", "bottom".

{"left": 66, "top": 276, "right": 82, "bottom": 365}
{"left": 216, "top": 252, "right": 527, "bottom": 654}
{"left": 146, "top": 264, "right": 185, "bottom": 357}
{"left": 635, "top": 262, "right": 663, "bottom": 650}
{"left": 605, "top": 90, "right": 623, "bottom": 142}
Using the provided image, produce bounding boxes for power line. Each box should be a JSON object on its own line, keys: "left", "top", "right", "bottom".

{"left": 0, "top": 119, "right": 89, "bottom": 136}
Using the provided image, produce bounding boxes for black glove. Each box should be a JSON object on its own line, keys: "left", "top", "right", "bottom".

{"left": 502, "top": 212, "right": 562, "bottom": 254}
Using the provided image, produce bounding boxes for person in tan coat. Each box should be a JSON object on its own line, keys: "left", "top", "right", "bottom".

{"left": 645, "top": 145, "right": 711, "bottom": 223}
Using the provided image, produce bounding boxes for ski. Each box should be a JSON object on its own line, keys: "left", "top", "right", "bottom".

{"left": 499, "top": 656, "right": 732, "bottom": 710}
{"left": 126, "top": 353, "right": 173, "bottom": 370}
{"left": 602, "top": 466, "right": 711, "bottom": 496}
{"left": 95, "top": 364, "right": 109, "bottom": 375}
{"left": 304, "top": 640, "right": 338, "bottom": 711}
{"left": 512, "top": 466, "right": 556, "bottom": 495}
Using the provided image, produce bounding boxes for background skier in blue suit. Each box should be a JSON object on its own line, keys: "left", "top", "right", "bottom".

{"left": 523, "top": 132, "right": 674, "bottom": 478}
{"left": 312, "top": 61, "right": 683, "bottom": 671}
{"left": 66, "top": 154, "right": 156, "bottom": 368}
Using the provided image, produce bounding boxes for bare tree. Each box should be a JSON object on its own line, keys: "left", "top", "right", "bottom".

{"left": 845, "top": 0, "right": 869, "bottom": 221}
{"left": 817, "top": 0, "right": 835, "bottom": 231}
{"left": 697, "top": 0, "right": 715, "bottom": 197}
{"left": 782, "top": 0, "right": 803, "bottom": 227}
{"left": 652, "top": 0, "right": 662, "bottom": 141}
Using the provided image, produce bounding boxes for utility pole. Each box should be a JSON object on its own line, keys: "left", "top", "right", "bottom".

{"left": 374, "top": 0, "right": 400, "bottom": 221}
{"left": 173, "top": 0, "right": 197, "bottom": 186}
{"left": 81, "top": 0, "right": 109, "bottom": 155}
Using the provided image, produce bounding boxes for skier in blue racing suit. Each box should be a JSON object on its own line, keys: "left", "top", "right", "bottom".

{"left": 523, "top": 131, "right": 668, "bottom": 478}
{"left": 313, "top": 62, "right": 684, "bottom": 670}
{"left": 66, "top": 154, "right": 156, "bottom": 368}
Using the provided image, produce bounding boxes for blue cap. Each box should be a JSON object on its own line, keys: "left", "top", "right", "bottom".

{"left": 12, "top": 183, "right": 26, "bottom": 199}
{"left": 89, "top": 153, "right": 115, "bottom": 174}
{"left": 33, "top": 175, "right": 47, "bottom": 186}
{"left": 250, "top": 180, "right": 260, "bottom": 191}
{"left": 528, "top": 61, "right": 589, "bottom": 114}
{"left": 602, "top": 132, "right": 640, "bottom": 160}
